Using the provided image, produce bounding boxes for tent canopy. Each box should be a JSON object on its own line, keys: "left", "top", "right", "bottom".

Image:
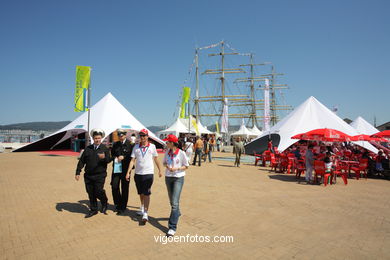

{"left": 350, "top": 116, "right": 379, "bottom": 135}
{"left": 231, "top": 124, "right": 258, "bottom": 138}
{"left": 249, "top": 125, "right": 263, "bottom": 137}
{"left": 14, "top": 93, "right": 164, "bottom": 152}
{"left": 158, "top": 117, "right": 195, "bottom": 137}
{"left": 247, "top": 96, "right": 378, "bottom": 154}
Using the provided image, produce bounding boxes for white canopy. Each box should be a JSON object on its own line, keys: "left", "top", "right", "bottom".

{"left": 231, "top": 123, "right": 258, "bottom": 138}
{"left": 14, "top": 92, "right": 164, "bottom": 152}
{"left": 250, "top": 96, "right": 378, "bottom": 153}
{"left": 350, "top": 116, "right": 379, "bottom": 135}
{"left": 158, "top": 117, "right": 195, "bottom": 137}
{"left": 179, "top": 116, "right": 213, "bottom": 135}
{"left": 249, "top": 125, "right": 263, "bottom": 137}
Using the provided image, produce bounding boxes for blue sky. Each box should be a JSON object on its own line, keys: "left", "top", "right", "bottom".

{"left": 0, "top": 0, "right": 389, "bottom": 127}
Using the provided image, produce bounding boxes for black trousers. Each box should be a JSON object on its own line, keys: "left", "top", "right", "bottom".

{"left": 84, "top": 175, "right": 108, "bottom": 212}
{"left": 111, "top": 172, "right": 130, "bottom": 210}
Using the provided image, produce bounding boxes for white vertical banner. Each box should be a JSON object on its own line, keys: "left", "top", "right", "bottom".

{"left": 264, "top": 79, "right": 271, "bottom": 133}
{"left": 221, "top": 98, "right": 229, "bottom": 133}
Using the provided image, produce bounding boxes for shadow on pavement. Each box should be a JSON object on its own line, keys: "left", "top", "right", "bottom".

{"left": 55, "top": 200, "right": 90, "bottom": 214}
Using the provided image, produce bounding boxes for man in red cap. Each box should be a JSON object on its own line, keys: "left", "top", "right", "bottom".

{"left": 126, "top": 129, "right": 162, "bottom": 223}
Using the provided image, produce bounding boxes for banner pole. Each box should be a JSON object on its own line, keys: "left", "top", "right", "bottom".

{"left": 87, "top": 69, "right": 91, "bottom": 146}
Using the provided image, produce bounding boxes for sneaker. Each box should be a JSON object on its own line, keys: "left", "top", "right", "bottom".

{"left": 136, "top": 206, "right": 144, "bottom": 216}
{"left": 167, "top": 229, "right": 176, "bottom": 237}
{"left": 142, "top": 212, "right": 148, "bottom": 222}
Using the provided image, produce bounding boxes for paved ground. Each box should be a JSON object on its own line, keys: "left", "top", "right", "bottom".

{"left": 1, "top": 151, "right": 390, "bottom": 259}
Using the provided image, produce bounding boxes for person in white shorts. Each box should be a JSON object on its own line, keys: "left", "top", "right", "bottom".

{"left": 126, "top": 129, "right": 162, "bottom": 223}
{"left": 162, "top": 134, "right": 189, "bottom": 236}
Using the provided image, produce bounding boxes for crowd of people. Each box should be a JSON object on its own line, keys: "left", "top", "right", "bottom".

{"left": 262, "top": 139, "right": 390, "bottom": 184}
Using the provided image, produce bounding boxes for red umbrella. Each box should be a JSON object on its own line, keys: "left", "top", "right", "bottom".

{"left": 351, "top": 134, "right": 388, "bottom": 142}
{"left": 371, "top": 130, "right": 390, "bottom": 138}
{"left": 291, "top": 128, "right": 352, "bottom": 142}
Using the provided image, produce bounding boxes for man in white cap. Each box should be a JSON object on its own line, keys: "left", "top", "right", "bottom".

{"left": 111, "top": 129, "right": 134, "bottom": 215}
{"left": 75, "top": 128, "right": 111, "bottom": 218}
{"left": 126, "top": 129, "right": 162, "bottom": 223}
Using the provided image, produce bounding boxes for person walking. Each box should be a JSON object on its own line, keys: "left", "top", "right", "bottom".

{"left": 75, "top": 129, "right": 111, "bottom": 218}
{"left": 305, "top": 144, "right": 314, "bottom": 184}
{"left": 126, "top": 129, "right": 162, "bottom": 223}
{"left": 183, "top": 137, "right": 194, "bottom": 162}
{"left": 233, "top": 136, "right": 245, "bottom": 167}
{"left": 111, "top": 129, "right": 134, "bottom": 215}
{"left": 192, "top": 136, "right": 203, "bottom": 166}
{"left": 162, "top": 135, "right": 189, "bottom": 236}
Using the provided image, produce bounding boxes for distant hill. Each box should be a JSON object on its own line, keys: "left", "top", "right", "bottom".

{"left": 0, "top": 121, "right": 71, "bottom": 131}
{"left": 147, "top": 125, "right": 165, "bottom": 133}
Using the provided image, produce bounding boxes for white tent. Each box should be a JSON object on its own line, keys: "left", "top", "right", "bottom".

{"left": 350, "top": 116, "right": 379, "bottom": 135}
{"left": 249, "top": 125, "right": 263, "bottom": 137}
{"left": 250, "top": 96, "right": 378, "bottom": 153}
{"left": 231, "top": 124, "right": 258, "bottom": 138}
{"left": 158, "top": 117, "right": 195, "bottom": 137}
{"left": 179, "top": 116, "right": 213, "bottom": 135}
{"left": 14, "top": 92, "right": 164, "bottom": 152}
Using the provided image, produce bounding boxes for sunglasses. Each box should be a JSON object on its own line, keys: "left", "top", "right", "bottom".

{"left": 139, "top": 135, "right": 147, "bottom": 137}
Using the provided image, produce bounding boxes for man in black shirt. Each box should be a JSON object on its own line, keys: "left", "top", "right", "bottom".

{"left": 75, "top": 129, "right": 111, "bottom": 218}
{"left": 111, "top": 129, "right": 134, "bottom": 215}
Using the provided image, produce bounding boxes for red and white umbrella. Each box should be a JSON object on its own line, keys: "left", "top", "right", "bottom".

{"left": 291, "top": 128, "right": 352, "bottom": 142}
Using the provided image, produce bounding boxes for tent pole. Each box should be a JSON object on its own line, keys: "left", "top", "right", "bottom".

{"left": 87, "top": 71, "right": 91, "bottom": 146}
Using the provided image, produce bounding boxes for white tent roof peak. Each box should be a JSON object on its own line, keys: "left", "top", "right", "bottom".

{"left": 158, "top": 117, "right": 195, "bottom": 137}
{"left": 14, "top": 92, "right": 164, "bottom": 152}
{"left": 350, "top": 116, "right": 378, "bottom": 135}
{"left": 252, "top": 96, "right": 377, "bottom": 153}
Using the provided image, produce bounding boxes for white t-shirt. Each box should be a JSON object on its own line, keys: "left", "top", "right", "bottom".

{"left": 163, "top": 149, "right": 189, "bottom": 178}
{"left": 131, "top": 143, "right": 158, "bottom": 175}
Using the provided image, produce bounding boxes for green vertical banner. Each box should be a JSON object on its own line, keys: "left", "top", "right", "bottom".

{"left": 216, "top": 121, "right": 220, "bottom": 133}
{"left": 180, "top": 87, "right": 191, "bottom": 118}
{"left": 74, "top": 66, "right": 91, "bottom": 112}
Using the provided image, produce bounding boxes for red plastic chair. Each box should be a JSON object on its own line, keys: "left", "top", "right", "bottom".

{"left": 295, "top": 160, "right": 306, "bottom": 180}
{"left": 287, "top": 153, "right": 296, "bottom": 174}
{"left": 254, "top": 152, "right": 262, "bottom": 166}
{"left": 314, "top": 160, "right": 332, "bottom": 186}
{"left": 262, "top": 150, "right": 272, "bottom": 167}
{"left": 350, "top": 159, "right": 368, "bottom": 180}
{"left": 333, "top": 160, "right": 348, "bottom": 185}
{"left": 270, "top": 153, "right": 278, "bottom": 172}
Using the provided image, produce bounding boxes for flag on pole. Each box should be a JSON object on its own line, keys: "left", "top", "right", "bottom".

{"left": 263, "top": 79, "right": 271, "bottom": 132}
{"left": 215, "top": 121, "right": 220, "bottom": 133}
{"left": 74, "top": 66, "right": 91, "bottom": 112}
{"left": 191, "top": 118, "right": 199, "bottom": 136}
{"left": 221, "top": 98, "right": 228, "bottom": 133}
{"left": 180, "top": 87, "right": 191, "bottom": 118}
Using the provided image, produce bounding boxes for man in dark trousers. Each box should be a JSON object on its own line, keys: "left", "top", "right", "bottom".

{"left": 75, "top": 129, "right": 111, "bottom": 218}
{"left": 111, "top": 129, "right": 134, "bottom": 215}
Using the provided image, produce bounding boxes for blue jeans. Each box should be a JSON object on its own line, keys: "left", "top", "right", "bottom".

{"left": 165, "top": 176, "right": 184, "bottom": 231}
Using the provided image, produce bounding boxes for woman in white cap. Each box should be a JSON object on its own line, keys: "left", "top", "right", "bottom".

{"left": 75, "top": 128, "right": 111, "bottom": 218}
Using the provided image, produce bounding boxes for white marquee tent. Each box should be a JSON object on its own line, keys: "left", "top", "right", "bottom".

{"left": 249, "top": 125, "right": 263, "bottom": 137}
{"left": 14, "top": 92, "right": 164, "bottom": 152}
{"left": 350, "top": 116, "right": 379, "bottom": 135}
{"left": 249, "top": 96, "right": 378, "bottom": 153}
{"left": 158, "top": 117, "right": 195, "bottom": 137}
{"left": 231, "top": 124, "right": 258, "bottom": 138}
